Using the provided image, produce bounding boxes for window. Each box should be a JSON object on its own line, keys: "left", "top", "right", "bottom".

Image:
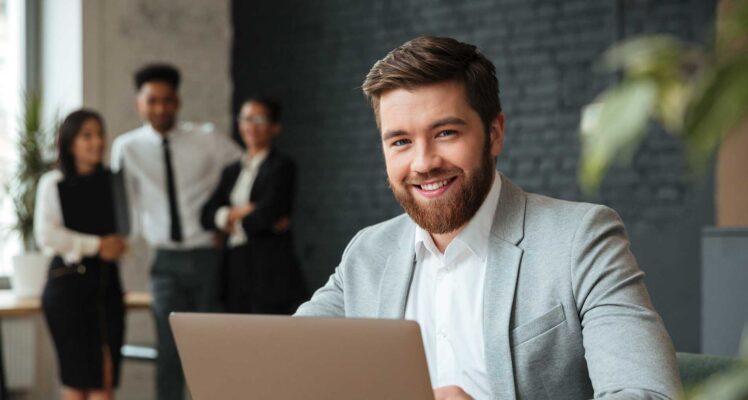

{"left": 0, "top": 0, "right": 25, "bottom": 276}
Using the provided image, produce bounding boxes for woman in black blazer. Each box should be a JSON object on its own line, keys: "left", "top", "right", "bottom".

{"left": 201, "top": 97, "right": 307, "bottom": 314}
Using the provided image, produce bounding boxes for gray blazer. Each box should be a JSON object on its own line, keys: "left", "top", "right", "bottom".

{"left": 296, "top": 175, "right": 683, "bottom": 399}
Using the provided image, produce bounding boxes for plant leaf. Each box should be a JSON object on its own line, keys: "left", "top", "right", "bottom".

{"left": 603, "top": 35, "right": 684, "bottom": 78}
{"left": 579, "top": 79, "right": 658, "bottom": 193}
{"left": 684, "top": 55, "right": 748, "bottom": 172}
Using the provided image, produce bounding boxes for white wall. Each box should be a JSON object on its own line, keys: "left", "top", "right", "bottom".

{"left": 41, "top": 0, "right": 82, "bottom": 126}
{"left": 43, "top": 0, "right": 233, "bottom": 150}
{"left": 83, "top": 0, "right": 233, "bottom": 142}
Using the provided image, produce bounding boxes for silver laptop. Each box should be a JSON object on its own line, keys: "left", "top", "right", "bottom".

{"left": 170, "top": 313, "right": 433, "bottom": 400}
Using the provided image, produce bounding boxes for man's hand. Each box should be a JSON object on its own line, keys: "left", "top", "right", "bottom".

{"left": 433, "top": 386, "right": 474, "bottom": 400}
{"left": 99, "top": 234, "right": 127, "bottom": 261}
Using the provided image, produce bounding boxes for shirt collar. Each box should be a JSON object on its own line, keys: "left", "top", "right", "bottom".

{"left": 143, "top": 122, "right": 179, "bottom": 142}
{"left": 241, "top": 149, "right": 270, "bottom": 168}
{"left": 414, "top": 171, "right": 502, "bottom": 261}
{"left": 414, "top": 227, "right": 440, "bottom": 262}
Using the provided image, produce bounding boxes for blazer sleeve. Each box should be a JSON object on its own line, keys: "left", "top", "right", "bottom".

{"left": 571, "top": 205, "right": 683, "bottom": 399}
{"left": 200, "top": 166, "right": 235, "bottom": 231}
{"left": 294, "top": 228, "right": 369, "bottom": 317}
{"left": 240, "top": 157, "right": 296, "bottom": 235}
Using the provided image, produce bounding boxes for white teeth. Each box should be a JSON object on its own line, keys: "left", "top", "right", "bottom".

{"left": 420, "top": 179, "right": 450, "bottom": 191}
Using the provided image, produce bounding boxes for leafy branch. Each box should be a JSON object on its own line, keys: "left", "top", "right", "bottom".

{"left": 579, "top": 1, "right": 748, "bottom": 193}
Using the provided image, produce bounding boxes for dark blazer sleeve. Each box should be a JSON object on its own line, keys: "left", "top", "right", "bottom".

{"left": 200, "top": 162, "right": 240, "bottom": 231}
{"left": 240, "top": 154, "right": 296, "bottom": 235}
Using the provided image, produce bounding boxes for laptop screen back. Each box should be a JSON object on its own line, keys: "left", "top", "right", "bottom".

{"left": 170, "top": 313, "right": 433, "bottom": 400}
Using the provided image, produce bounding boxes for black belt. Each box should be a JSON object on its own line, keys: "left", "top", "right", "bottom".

{"left": 48, "top": 263, "right": 88, "bottom": 279}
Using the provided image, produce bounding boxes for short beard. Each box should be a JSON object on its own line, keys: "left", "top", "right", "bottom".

{"left": 390, "top": 145, "right": 495, "bottom": 234}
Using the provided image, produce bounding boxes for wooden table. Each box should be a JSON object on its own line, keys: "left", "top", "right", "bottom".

{"left": 0, "top": 290, "right": 152, "bottom": 399}
{"left": 0, "top": 290, "right": 152, "bottom": 317}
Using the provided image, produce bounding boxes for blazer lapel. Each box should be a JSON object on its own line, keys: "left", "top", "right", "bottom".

{"left": 484, "top": 175, "right": 526, "bottom": 399}
{"left": 248, "top": 149, "right": 275, "bottom": 201}
{"left": 377, "top": 221, "right": 417, "bottom": 319}
{"left": 221, "top": 163, "right": 242, "bottom": 205}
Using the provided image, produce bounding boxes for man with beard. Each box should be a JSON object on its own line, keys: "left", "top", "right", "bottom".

{"left": 295, "top": 37, "right": 682, "bottom": 399}
{"left": 111, "top": 64, "right": 242, "bottom": 400}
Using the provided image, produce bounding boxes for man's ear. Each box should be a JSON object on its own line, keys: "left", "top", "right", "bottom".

{"left": 489, "top": 112, "right": 505, "bottom": 157}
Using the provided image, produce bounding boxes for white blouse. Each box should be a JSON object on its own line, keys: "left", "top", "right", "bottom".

{"left": 214, "top": 150, "right": 268, "bottom": 248}
{"left": 34, "top": 170, "right": 100, "bottom": 264}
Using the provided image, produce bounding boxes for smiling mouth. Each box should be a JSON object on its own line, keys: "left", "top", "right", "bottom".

{"left": 420, "top": 178, "right": 451, "bottom": 190}
{"left": 412, "top": 176, "right": 457, "bottom": 196}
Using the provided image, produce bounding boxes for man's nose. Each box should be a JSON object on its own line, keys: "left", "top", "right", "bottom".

{"left": 411, "top": 142, "right": 442, "bottom": 174}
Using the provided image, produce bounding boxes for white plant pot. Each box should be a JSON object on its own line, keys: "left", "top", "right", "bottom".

{"left": 11, "top": 252, "right": 51, "bottom": 298}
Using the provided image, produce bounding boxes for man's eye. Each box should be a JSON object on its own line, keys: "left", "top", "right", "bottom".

{"left": 392, "top": 139, "right": 410, "bottom": 147}
{"left": 437, "top": 130, "right": 457, "bottom": 137}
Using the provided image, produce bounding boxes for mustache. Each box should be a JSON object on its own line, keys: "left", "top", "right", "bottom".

{"left": 403, "top": 168, "right": 463, "bottom": 185}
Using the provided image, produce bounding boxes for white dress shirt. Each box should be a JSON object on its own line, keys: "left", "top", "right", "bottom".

{"left": 405, "top": 172, "right": 501, "bottom": 399}
{"left": 34, "top": 170, "right": 101, "bottom": 264}
{"left": 110, "top": 122, "right": 242, "bottom": 249}
{"left": 213, "top": 150, "right": 268, "bottom": 247}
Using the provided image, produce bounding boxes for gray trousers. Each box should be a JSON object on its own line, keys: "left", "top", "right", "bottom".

{"left": 150, "top": 248, "right": 221, "bottom": 400}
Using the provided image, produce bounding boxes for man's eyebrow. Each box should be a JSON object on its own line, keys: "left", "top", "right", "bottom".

{"left": 382, "top": 129, "right": 407, "bottom": 141}
{"left": 430, "top": 117, "right": 467, "bottom": 130}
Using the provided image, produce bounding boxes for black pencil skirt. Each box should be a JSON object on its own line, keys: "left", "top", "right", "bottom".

{"left": 41, "top": 256, "right": 125, "bottom": 389}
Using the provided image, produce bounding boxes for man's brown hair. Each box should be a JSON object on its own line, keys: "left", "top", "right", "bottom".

{"left": 362, "top": 36, "right": 501, "bottom": 132}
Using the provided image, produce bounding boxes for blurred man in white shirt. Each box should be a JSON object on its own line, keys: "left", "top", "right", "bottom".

{"left": 110, "top": 63, "right": 241, "bottom": 400}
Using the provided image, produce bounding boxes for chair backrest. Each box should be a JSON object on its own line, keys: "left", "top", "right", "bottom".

{"left": 676, "top": 352, "right": 739, "bottom": 388}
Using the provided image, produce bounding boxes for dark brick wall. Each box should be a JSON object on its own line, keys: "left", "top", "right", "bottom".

{"left": 231, "top": 0, "right": 715, "bottom": 351}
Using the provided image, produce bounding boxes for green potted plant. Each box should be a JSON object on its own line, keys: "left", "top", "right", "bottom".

{"left": 6, "top": 91, "right": 54, "bottom": 297}
{"left": 578, "top": 0, "right": 748, "bottom": 203}
{"left": 578, "top": 1, "right": 748, "bottom": 396}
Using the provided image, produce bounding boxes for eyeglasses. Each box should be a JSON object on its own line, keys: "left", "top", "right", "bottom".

{"left": 237, "top": 115, "right": 271, "bottom": 126}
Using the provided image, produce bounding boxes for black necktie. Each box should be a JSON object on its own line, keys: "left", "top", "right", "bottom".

{"left": 162, "top": 137, "right": 183, "bottom": 242}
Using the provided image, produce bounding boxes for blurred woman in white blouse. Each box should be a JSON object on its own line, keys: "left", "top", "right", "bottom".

{"left": 34, "top": 109, "right": 126, "bottom": 400}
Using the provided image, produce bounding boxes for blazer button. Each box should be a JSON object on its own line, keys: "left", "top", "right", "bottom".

{"left": 77, "top": 265, "right": 87, "bottom": 274}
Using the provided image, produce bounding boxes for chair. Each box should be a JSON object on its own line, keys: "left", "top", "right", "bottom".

{"left": 676, "top": 352, "right": 739, "bottom": 388}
